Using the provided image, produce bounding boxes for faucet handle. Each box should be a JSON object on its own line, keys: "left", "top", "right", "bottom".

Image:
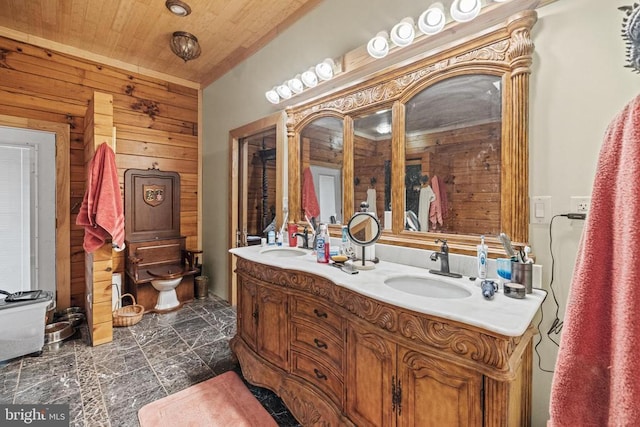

{"left": 435, "top": 239, "right": 449, "bottom": 252}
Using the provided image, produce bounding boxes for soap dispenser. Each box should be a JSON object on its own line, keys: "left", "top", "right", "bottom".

{"left": 477, "top": 235, "right": 488, "bottom": 279}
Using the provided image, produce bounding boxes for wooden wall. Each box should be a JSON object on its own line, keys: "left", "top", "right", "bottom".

{"left": 300, "top": 123, "right": 344, "bottom": 169}
{"left": 0, "top": 36, "right": 199, "bottom": 308}
{"left": 354, "top": 135, "right": 390, "bottom": 217}
{"left": 406, "top": 121, "right": 501, "bottom": 235}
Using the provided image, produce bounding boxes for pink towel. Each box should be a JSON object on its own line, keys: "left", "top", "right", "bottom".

{"left": 302, "top": 166, "right": 320, "bottom": 219}
{"left": 76, "top": 143, "right": 125, "bottom": 253}
{"left": 429, "top": 175, "right": 443, "bottom": 227}
{"left": 548, "top": 95, "right": 640, "bottom": 426}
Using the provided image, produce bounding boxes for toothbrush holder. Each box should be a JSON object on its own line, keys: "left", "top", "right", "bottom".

{"left": 511, "top": 261, "right": 533, "bottom": 294}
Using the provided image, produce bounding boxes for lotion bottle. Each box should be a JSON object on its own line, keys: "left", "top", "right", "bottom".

{"left": 477, "top": 235, "right": 488, "bottom": 279}
{"left": 316, "top": 224, "right": 330, "bottom": 263}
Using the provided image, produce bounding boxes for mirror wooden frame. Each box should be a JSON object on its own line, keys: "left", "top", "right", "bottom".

{"left": 287, "top": 11, "right": 536, "bottom": 257}
{"left": 228, "top": 111, "right": 287, "bottom": 304}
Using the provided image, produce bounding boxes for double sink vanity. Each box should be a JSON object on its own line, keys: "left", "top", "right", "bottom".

{"left": 229, "top": 6, "right": 544, "bottom": 426}
{"left": 230, "top": 244, "right": 544, "bottom": 426}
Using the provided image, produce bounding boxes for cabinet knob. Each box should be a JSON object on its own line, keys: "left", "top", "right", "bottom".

{"left": 314, "top": 368, "right": 327, "bottom": 381}
{"left": 314, "top": 338, "right": 328, "bottom": 349}
{"left": 313, "top": 308, "right": 327, "bottom": 318}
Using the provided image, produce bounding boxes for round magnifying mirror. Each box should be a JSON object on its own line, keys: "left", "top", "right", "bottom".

{"left": 347, "top": 212, "right": 381, "bottom": 246}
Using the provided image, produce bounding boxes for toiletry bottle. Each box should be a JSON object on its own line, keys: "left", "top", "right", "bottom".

{"left": 276, "top": 231, "right": 283, "bottom": 246}
{"left": 267, "top": 229, "right": 275, "bottom": 246}
{"left": 340, "top": 225, "right": 349, "bottom": 255}
{"left": 316, "top": 224, "right": 330, "bottom": 263}
{"left": 477, "top": 235, "right": 487, "bottom": 279}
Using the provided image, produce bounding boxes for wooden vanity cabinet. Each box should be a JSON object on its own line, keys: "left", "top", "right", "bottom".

{"left": 347, "top": 320, "right": 482, "bottom": 427}
{"left": 237, "top": 276, "right": 289, "bottom": 369}
{"left": 230, "top": 258, "right": 534, "bottom": 426}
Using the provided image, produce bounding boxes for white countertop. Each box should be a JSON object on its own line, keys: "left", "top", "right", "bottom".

{"left": 230, "top": 245, "right": 545, "bottom": 337}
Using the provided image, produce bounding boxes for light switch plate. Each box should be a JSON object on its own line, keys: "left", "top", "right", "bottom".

{"left": 531, "top": 196, "right": 551, "bottom": 224}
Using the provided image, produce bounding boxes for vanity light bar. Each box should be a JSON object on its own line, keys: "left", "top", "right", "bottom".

{"left": 264, "top": 58, "right": 342, "bottom": 104}
{"left": 264, "top": 0, "right": 509, "bottom": 103}
{"left": 366, "top": 0, "right": 502, "bottom": 59}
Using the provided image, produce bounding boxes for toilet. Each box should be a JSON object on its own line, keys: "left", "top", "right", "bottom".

{"left": 147, "top": 268, "right": 186, "bottom": 311}
{"left": 123, "top": 168, "right": 199, "bottom": 313}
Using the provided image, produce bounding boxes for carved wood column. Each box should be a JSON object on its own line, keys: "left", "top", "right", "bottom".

{"left": 504, "top": 11, "right": 536, "bottom": 244}
{"left": 392, "top": 100, "right": 406, "bottom": 234}
{"left": 286, "top": 108, "right": 300, "bottom": 223}
{"left": 343, "top": 115, "right": 354, "bottom": 221}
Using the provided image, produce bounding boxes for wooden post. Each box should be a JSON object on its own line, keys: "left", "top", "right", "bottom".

{"left": 83, "top": 91, "right": 115, "bottom": 346}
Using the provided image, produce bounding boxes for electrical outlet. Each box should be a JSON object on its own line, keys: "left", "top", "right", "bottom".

{"left": 570, "top": 196, "right": 591, "bottom": 214}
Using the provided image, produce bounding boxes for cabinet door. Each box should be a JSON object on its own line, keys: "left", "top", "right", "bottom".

{"left": 397, "top": 346, "right": 483, "bottom": 427}
{"left": 237, "top": 276, "right": 257, "bottom": 349}
{"left": 256, "top": 284, "right": 289, "bottom": 369}
{"left": 346, "top": 323, "right": 396, "bottom": 427}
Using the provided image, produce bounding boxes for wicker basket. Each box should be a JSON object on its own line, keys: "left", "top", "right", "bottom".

{"left": 112, "top": 293, "right": 144, "bottom": 327}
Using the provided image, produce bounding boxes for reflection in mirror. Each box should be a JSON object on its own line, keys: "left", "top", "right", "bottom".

{"left": 300, "top": 117, "right": 344, "bottom": 225}
{"left": 243, "top": 128, "right": 277, "bottom": 242}
{"left": 347, "top": 212, "right": 381, "bottom": 270}
{"left": 353, "top": 109, "right": 392, "bottom": 230}
{"left": 347, "top": 212, "right": 381, "bottom": 246}
{"left": 405, "top": 74, "right": 502, "bottom": 236}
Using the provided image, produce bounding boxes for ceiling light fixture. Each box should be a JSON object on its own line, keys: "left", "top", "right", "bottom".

{"left": 265, "top": 88, "right": 280, "bottom": 104}
{"left": 287, "top": 76, "right": 305, "bottom": 94}
{"left": 418, "top": 3, "right": 446, "bottom": 35}
{"left": 165, "top": 0, "right": 191, "bottom": 17}
{"left": 367, "top": 31, "right": 390, "bottom": 59}
{"left": 276, "top": 84, "right": 292, "bottom": 100}
{"left": 301, "top": 68, "right": 319, "bottom": 88}
{"left": 315, "top": 58, "right": 337, "bottom": 81}
{"left": 390, "top": 17, "right": 416, "bottom": 47}
{"left": 450, "top": 0, "right": 482, "bottom": 23}
{"left": 170, "top": 31, "right": 201, "bottom": 62}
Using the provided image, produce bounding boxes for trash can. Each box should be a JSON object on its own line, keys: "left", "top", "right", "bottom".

{"left": 194, "top": 276, "right": 209, "bottom": 300}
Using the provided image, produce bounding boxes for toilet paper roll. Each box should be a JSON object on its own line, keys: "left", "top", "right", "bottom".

{"left": 112, "top": 273, "right": 122, "bottom": 310}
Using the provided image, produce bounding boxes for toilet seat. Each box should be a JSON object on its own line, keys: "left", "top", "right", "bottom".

{"left": 146, "top": 267, "right": 188, "bottom": 280}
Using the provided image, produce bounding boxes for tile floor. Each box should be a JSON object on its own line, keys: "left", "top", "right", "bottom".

{"left": 0, "top": 295, "right": 299, "bottom": 426}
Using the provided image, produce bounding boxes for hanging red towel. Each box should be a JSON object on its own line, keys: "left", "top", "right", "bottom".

{"left": 302, "top": 167, "right": 320, "bottom": 219}
{"left": 549, "top": 94, "right": 640, "bottom": 425}
{"left": 76, "top": 143, "right": 125, "bottom": 253}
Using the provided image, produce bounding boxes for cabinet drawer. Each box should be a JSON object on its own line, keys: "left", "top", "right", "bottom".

{"left": 291, "top": 350, "right": 343, "bottom": 408}
{"left": 292, "top": 320, "right": 343, "bottom": 372}
{"left": 291, "top": 296, "right": 342, "bottom": 335}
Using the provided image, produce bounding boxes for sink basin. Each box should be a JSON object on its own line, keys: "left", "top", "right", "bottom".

{"left": 260, "top": 247, "right": 308, "bottom": 258}
{"left": 384, "top": 275, "right": 472, "bottom": 299}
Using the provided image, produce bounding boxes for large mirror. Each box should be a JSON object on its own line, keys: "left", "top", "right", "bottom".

{"left": 287, "top": 11, "right": 536, "bottom": 256}
{"left": 353, "top": 109, "right": 392, "bottom": 229}
{"left": 299, "top": 116, "right": 344, "bottom": 225}
{"left": 404, "top": 74, "right": 502, "bottom": 236}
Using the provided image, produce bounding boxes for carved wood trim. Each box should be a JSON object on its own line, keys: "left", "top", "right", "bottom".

{"left": 236, "top": 258, "right": 529, "bottom": 377}
{"left": 231, "top": 335, "right": 354, "bottom": 427}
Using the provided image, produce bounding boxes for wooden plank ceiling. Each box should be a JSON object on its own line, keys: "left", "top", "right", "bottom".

{"left": 0, "top": 0, "right": 322, "bottom": 87}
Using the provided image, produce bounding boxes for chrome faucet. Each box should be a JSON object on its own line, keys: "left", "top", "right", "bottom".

{"left": 293, "top": 226, "right": 311, "bottom": 249}
{"left": 429, "top": 239, "right": 462, "bottom": 278}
